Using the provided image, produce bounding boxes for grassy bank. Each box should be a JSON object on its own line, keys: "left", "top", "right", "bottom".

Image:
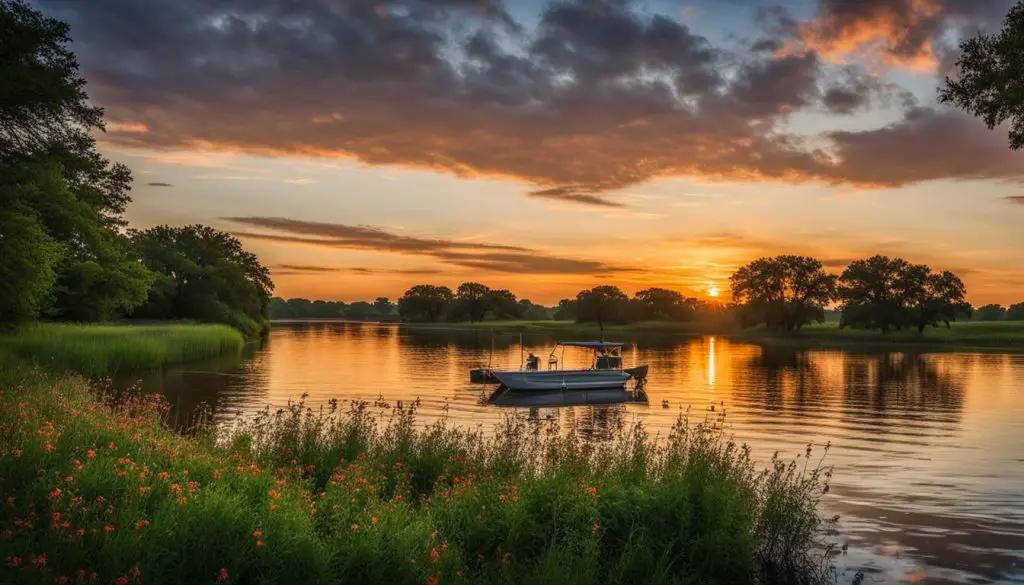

{"left": 0, "top": 323, "right": 245, "bottom": 376}
{"left": 407, "top": 320, "right": 1024, "bottom": 350}
{"left": 0, "top": 362, "right": 837, "bottom": 585}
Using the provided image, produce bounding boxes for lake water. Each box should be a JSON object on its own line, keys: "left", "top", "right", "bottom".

{"left": 128, "top": 321, "right": 1024, "bottom": 584}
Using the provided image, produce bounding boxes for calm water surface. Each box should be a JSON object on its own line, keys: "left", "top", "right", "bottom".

{"left": 129, "top": 321, "right": 1024, "bottom": 585}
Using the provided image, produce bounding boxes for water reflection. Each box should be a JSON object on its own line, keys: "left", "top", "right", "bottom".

{"left": 121, "top": 322, "right": 1024, "bottom": 585}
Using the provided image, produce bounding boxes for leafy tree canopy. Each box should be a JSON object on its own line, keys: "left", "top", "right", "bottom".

{"left": 973, "top": 304, "right": 1007, "bottom": 321}
{"left": 576, "top": 286, "right": 630, "bottom": 331}
{"left": 1008, "top": 302, "right": 1024, "bottom": 321}
{"left": 131, "top": 225, "right": 273, "bottom": 337}
{"left": 398, "top": 285, "right": 454, "bottom": 322}
{"left": 634, "top": 287, "right": 698, "bottom": 321}
{"left": 730, "top": 255, "right": 836, "bottom": 331}
{"left": 0, "top": 0, "right": 150, "bottom": 323}
{"left": 940, "top": 1, "right": 1024, "bottom": 149}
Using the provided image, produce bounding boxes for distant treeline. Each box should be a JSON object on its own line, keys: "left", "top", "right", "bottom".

{"left": 973, "top": 303, "right": 1024, "bottom": 321}
{"left": 271, "top": 297, "right": 399, "bottom": 320}
{"left": 1, "top": 4, "right": 272, "bottom": 337}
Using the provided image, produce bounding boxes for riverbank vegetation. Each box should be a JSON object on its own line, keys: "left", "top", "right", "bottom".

{"left": 0, "top": 323, "right": 244, "bottom": 376}
{"left": 0, "top": 361, "right": 838, "bottom": 585}
{"left": 0, "top": 1, "right": 272, "bottom": 337}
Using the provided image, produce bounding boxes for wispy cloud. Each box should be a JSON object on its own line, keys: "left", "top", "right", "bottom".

{"left": 1007, "top": 196, "right": 1024, "bottom": 206}
{"left": 526, "top": 187, "right": 626, "bottom": 208}
{"left": 228, "top": 217, "right": 635, "bottom": 275}
{"left": 272, "top": 264, "right": 443, "bottom": 276}
{"left": 146, "top": 181, "right": 173, "bottom": 187}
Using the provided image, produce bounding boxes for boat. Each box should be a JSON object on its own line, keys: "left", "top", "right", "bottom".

{"left": 484, "top": 341, "right": 649, "bottom": 391}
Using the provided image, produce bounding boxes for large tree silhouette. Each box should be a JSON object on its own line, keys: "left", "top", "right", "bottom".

{"left": 730, "top": 255, "right": 837, "bottom": 331}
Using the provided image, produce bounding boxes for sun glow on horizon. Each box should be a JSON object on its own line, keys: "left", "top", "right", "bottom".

{"left": 707, "top": 281, "right": 720, "bottom": 297}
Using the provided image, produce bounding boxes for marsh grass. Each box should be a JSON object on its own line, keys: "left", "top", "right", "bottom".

{"left": 0, "top": 323, "right": 245, "bottom": 376}
{"left": 0, "top": 362, "right": 839, "bottom": 585}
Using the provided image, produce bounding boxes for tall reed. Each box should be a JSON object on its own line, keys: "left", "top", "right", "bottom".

{"left": 0, "top": 323, "right": 245, "bottom": 376}
{"left": 0, "top": 364, "right": 839, "bottom": 585}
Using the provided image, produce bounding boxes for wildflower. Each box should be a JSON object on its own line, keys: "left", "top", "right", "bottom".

{"left": 4, "top": 496, "right": 13, "bottom": 506}
{"left": 499, "top": 494, "right": 506, "bottom": 503}
{"left": 138, "top": 486, "right": 150, "bottom": 495}
{"left": 13, "top": 449, "right": 21, "bottom": 458}
{"left": 44, "top": 442, "right": 56, "bottom": 453}
{"left": 103, "top": 524, "right": 115, "bottom": 533}
{"left": 426, "top": 578, "right": 439, "bottom": 585}
{"left": 268, "top": 503, "right": 277, "bottom": 511}
{"left": 456, "top": 570, "right": 463, "bottom": 577}
{"left": 76, "top": 569, "right": 86, "bottom": 580}
{"left": 212, "top": 470, "right": 222, "bottom": 480}
{"left": 586, "top": 486, "right": 598, "bottom": 497}
{"left": 135, "top": 519, "right": 151, "bottom": 530}
{"left": 429, "top": 547, "right": 440, "bottom": 564}
{"left": 89, "top": 572, "right": 97, "bottom": 581}
{"left": 371, "top": 516, "right": 378, "bottom": 525}
{"left": 5, "top": 556, "right": 21, "bottom": 567}
{"left": 256, "top": 540, "right": 264, "bottom": 548}
{"left": 56, "top": 576, "right": 69, "bottom": 585}
{"left": 217, "top": 567, "right": 229, "bottom": 582}
{"left": 157, "top": 471, "right": 169, "bottom": 480}
{"left": 268, "top": 489, "right": 281, "bottom": 500}
{"left": 108, "top": 442, "right": 117, "bottom": 450}
{"left": 131, "top": 566, "right": 141, "bottom": 578}
{"left": 30, "top": 553, "right": 47, "bottom": 568}
{"left": 49, "top": 487, "right": 62, "bottom": 500}
{"left": 351, "top": 523, "right": 359, "bottom": 532}
{"left": 252, "top": 529, "right": 263, "bottom": 538}
{"left": 592, "top": 521, "right": 600, "bottom": 532}
{"left": 116, "top": 577, "right": 129, "bottom": 585}
{"left": 86, "top": 449, "right": 95, "bottom": 459}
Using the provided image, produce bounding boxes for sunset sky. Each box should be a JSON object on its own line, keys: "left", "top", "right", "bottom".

{"left": 36, "top": 0, "right": 1024, "bottom": 305}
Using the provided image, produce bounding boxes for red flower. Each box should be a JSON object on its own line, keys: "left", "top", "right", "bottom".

{"left": 217, "top": 567, "right": 229, "bottom": 582}
{"left": 30, "top": 553, "right": 46, "bottom": 568}
{"left": 116, "top": 576, "right": 129, "bottom": 585}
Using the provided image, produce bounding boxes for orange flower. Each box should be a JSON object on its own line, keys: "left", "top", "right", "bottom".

{"left": 585, "top": 486, "right": 598, "bottom": 497}
{"left": 217, "top": 567, "right": 229, "bottom": 582}
{"left": 108, "top": 442, "right": 117, "bottom": 450}
{"left": 86, "top": 449, "right": 95, "bottom": 459}
{"left": 350, "top": 523, "right": 359, "bottom": 532}
{"left": 425, "top": 578, "right": 438, "bottom": 585}
{"left": 252, "top": 529, "right": 263, "bottom": 538}
{"left": 256, "top": 540, "right": 264, "bottom": 548}
{"left": 103, "top": 524, "right": 115, "bottom": 533}
{"left": 429, "top": 547, "right": 440, "bottom": 564}
{"left": 48, "top": 487, "right": 62, "bottom": 500}
{"left": 592, "top": 521, "right": 600, "bottom": 532}
{"left": 131, "top": 566, "right": 141, "bottom": 578}
{"left": 135, "top": 519, "right": 151, "bottom": 530}
{"left": 371, "top": 516, "right": 378, "bottom": 525}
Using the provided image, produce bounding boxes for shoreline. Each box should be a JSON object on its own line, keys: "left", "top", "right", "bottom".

{"left": 272, "top": 319, "right": 1024, "bottom": 352}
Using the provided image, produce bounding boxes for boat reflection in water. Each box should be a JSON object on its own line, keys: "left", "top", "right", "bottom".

{"left": 486, "top": 384, "right": 649, "bottom": 408}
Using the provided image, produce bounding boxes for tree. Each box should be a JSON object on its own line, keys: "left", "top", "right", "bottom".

{"left": 454, "top": 282, "right": 491, "bottom": 322}
{"left": 488, "top": 289, "right": 521, "bottom": 320}
{"left": 973, "top": 304, "right": 1007, "bottom": 321}
{"left": 131, "top": 225, "right": 274, "bottom": 337}
{"left": 576, "top": 286, "right": 629, "bottom": 331}
{"left": 838, "top": 256, "right": 919, "bottom": 333}
{"left": 554, "top": 299, "right": 577, "bottom": 321}
{"left": 633, "top": 288, "right": 698, "bottom": 321}
{"left": 345, "top": 301, "right": 375, "bottom": 320}
{"left": 908, "top": 271, "right": 971, "bottom": 333}
{"left": 1008, "top": 302, "right": 1024, "bottom": 321}
{"left": 0, "top": 199, "right": 61, "bottom": 324}
{"left": 517, "top": 299, "right": 552, "bottom": 320}
{"left": 0, "top": 1, "right": 151, "bottom": 323}
{"left": 730, "top": 255, "right": 837, "bottom": 331}
{"left": 373, "top": 297, "right": 394, "bottom": 317}
{"left": 939, "top": 1, "right": 1024, "bottom": 150}
{"left": 398, "top": 285, "right": 453, "bottom": 322}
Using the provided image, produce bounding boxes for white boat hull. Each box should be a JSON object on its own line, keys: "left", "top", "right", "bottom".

{"left": 491, "top": 369, "right": 631, "bottom": 391}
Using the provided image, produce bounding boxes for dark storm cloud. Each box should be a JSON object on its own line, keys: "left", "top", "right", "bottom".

{"left": 32, "top": 0, "right": 1024, "bottom": 194}
{"left": 226, "top": 217, "right": 633, "bottom": 274}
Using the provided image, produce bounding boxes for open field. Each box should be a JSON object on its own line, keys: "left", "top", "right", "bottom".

{"left": 403, "top": 320, "right": 1024, "bottom": 350}
{"left": 0, "top": 360, "right": 836, "bottom": 585}
{"left": 0, "top": 323, "right": 245, "bottom": 376}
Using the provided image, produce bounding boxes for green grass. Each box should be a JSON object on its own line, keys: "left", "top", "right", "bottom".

{"left": 408, "top": 320, "right": 1024, "bottom": 350}
{"left": 0, "top": 362, "right": 838, "bottom": 585}
{"left": 0, "top": 323, "right": 245, "bottom": 376}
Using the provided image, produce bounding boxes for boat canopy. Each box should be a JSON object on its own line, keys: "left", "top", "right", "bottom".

{"left": 557, "top": 341, "right": 625, "bottom": 349}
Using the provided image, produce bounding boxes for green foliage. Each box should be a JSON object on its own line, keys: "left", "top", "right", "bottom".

{"left": 0, "top": 202, "right": 62, "bottom": 324}
{"left": 554, "top": 298, "right": 578, "bottom": 321}
{"left": 940, "top": 1, "right": 1024, "bottom": 149}
{"left": 576, "top": 286, "right": 630, "bottom": 331}
{"left": 0, "top": 323, "right": 244, "bottom": 375}
{"left": 454, "top": 282, "right": 492, "bottom": 322}
{"left": 837, "top": 256, "right": 972, "bottom": 334}
{"left": 973, "top": 304, "right": 1007, "bottom": 321}
{"left": 730, "top": 256, "right": 836, "bottom": 332}
{"left": 1008, "top": 302, "right": 1024, "bottom": 321}
{"left": 0, "top": 365, "right": 837, "bottom": 585}
{"left": 0, "top": 1, "right": 151, "bottom": 324}
{"left": 131, "top": 225, "right": 274, "bottom": 338}
{"left": 398, "top": 285, "right": 454, "bottom": 322}
{"left": 633, "top": 287, "right": 699, "bottom": 321}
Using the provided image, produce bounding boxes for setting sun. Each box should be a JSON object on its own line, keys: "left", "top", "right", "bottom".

{"left": 708, "top": 283, "right": 720, "bottom": 297}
